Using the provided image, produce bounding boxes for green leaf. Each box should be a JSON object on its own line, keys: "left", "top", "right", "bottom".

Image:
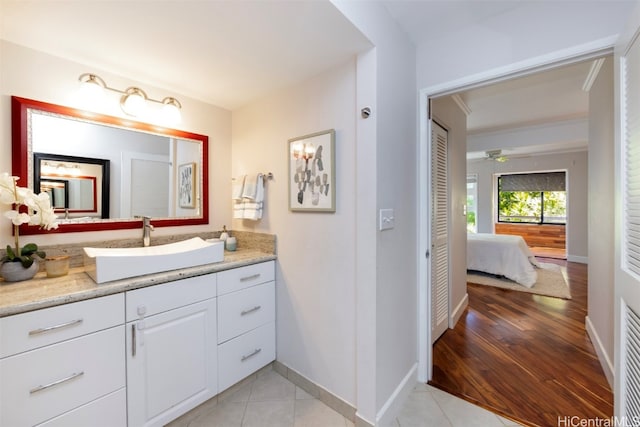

{"left": 5, "top": 245, "right": 16, "bottom": 261}
{"left": 20, "top": 243, "right": 38, "bottom": 256}
{"left": 18, "top": 256, "right": 34, "bottom": 268}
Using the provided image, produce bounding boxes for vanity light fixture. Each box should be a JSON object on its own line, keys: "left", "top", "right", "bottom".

{"left": 78, "top": 73, "right": 107, "bottom": 99}
{"left": 291, "top": 142, "right": 315, "bottom": 161}
{"left": 291, "top": 142, "right": 316, "bottom": 169}
{"left": 42, "top": 161, "right": 81, "bottom": 176}
{"left": 120, "top": 87, "right": 148, "bottom": 117}
{"left": 161, "top": 97, "right": 182, "bottom": 124}
{"left": 78, "top": 73, "right": 182, "bottom": 123}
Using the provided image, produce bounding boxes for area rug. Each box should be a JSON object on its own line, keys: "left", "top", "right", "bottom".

{"left": 467, "top": 262, "right": 571, "bottom": 299}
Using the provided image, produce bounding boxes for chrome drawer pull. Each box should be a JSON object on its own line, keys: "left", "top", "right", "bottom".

{"left": 241, "top": 348, "right": 262, "bottom": 362}
{"left": 28, "top": 319, "right": 83, "bottom": 336}
{"left": 241, "top": 305, "right": 262, "bottom": 316}
{"left": 30, "top": 371, "right": 84, "bottom": 394}
{"left": 240, "top": 273, "right": 260, "bottom": 282}
{"left": 132, "top": 324, "right": 137, "bottom": 357}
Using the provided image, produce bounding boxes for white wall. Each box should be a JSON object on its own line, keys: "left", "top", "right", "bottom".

{"left": 330, "top": 3, "right": 418, "bottom": 425}
{"left": 587, "top": 57, "right": 614, "bottom": 384}
{"left": 432, "top": 96, "right": 468, "bottom": 324}
{"left": 232, "top": 59, "right": 358, "bottom": 405}
{"left": 0, "top": 41, "right": 232, "bottom": 246}
{"left": 416, "top": 2, "right": 631, "bottom": 91}
{"left": 467, "top": 150, "right": 589, "bottom": 261}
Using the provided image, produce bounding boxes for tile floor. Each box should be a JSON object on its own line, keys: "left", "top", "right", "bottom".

{"left": 167, "top": 367, "right": 522, "bottom": 427}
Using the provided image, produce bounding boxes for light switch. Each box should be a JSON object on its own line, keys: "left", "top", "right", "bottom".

{"left": 379, "top": 208, "right": 395, "bottom": 231}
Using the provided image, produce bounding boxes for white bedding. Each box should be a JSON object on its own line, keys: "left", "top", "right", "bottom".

{"left": 467, "top": 233, "right": 540, "bottom": 288}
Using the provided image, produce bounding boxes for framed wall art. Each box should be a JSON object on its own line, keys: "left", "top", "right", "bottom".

{"left": 288, "top": 129, "right": 335, "bottom": 212}
{"left": 178, "top": 162, "right": 196, "bottom": 208}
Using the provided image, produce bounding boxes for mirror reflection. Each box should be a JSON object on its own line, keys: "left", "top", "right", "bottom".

{"left": 12, "top": 96, "right": 209, "bottom": 234}
{"left": 34, "top": 153, "right": 108, "bottom": 218}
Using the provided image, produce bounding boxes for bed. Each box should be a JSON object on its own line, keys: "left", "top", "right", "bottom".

{"left": 467, "top": 233, "right": 540, "bottom": 288}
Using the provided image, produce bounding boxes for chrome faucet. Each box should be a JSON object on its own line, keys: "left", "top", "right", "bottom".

{"left": 138, "top": 216, "right": 155, "bottom": 247}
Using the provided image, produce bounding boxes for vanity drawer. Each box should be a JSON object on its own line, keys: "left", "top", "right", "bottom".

{"left": 218, "top": 321, "right": 275, "bottom": 392}
{"left": 36, "top": 388, "right": 126, "bottom": 427}
{"left": 0, "top": 326, "right": 125, "bottom": 427}
{"left": 217, "top": 261, "right": 274, "bottom": 295}
{"left": 126, "top": 273, "right": 216, "bottom": 321}
{"left": 0, "top": 294, "right": 124, "bottom": 358}
{"left": 218, "top": 281, "right": 275, "bottom": 343}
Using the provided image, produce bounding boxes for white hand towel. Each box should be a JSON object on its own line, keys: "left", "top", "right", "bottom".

{"left": 242, "top": 174, "right": 259, "bottom": 200}
{"left": 243, "top": 174, "right": 264, "bottom": 220}
{"left": 233, "top": 200, "right": 245, "bottom": 219}
{"left": 232, "top": 175, "right": 246, "bottom": 200}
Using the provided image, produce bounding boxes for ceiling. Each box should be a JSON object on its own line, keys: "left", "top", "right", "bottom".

{"left": 381, "top": 0, "right": 635, "bottom": 160}
{"left": 0, "top": 0, "right": 634, "bottom": 157}
{"left": 0, "top": 1, "right": 372, "bottom": 110}
{"left": 456, "top": 58, "right": 597, "bottom": 160}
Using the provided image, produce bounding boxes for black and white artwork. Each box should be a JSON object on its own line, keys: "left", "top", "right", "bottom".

{"left": 288, "top": 129, "right": 335, "bottom": 212}
{"left": 178, "top": 162, "right": 196, "bottom": 208}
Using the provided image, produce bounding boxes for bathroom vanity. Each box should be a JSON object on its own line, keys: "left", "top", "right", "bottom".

{"left": 0, "top": 253, "right": 276, "bottom": 427}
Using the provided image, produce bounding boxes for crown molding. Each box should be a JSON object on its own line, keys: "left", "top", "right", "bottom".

{"left": 451, "top": 94, "right": 472, "bottom": 116}
{"left": 582, "top": 58, "right": 606, "bottom": 92}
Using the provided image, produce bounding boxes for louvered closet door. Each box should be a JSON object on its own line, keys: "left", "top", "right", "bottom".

{"left": 431, "top": 121, "right": 449, "bottom": 343}
{"left": 618, "top": 15, "right": 640, "bottom": 419}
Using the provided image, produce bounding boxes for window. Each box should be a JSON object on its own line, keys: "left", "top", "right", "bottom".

{"left": 497, "top": 172, "right": 566, "bottom": 224}
{"left": 467, "top": 174, "right": 478, "bottom": 232}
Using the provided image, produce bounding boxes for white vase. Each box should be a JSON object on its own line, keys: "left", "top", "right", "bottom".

{"left": 1, "top": 261, "right": 39, "bottom": 282}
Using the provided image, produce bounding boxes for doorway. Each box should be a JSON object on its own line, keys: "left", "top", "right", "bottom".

{"left": 417, "top": 45, "right": 612, "bottom": 382}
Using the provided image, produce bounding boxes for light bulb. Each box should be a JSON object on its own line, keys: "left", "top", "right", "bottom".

{"left": 121, "top": 88, "right": 147, "bottom": 117}
{"left": 161, "top": 97, "right": 182, "bottom": 124}
{"left": 77, "top": 74, "right": 106, "bottom": 108}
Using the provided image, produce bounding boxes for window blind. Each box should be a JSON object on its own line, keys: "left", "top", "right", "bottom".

{"left": 624, "top": 305, "right": 640, "bottom": 419}
{"left": 500, "top": 172, "right": 566, "bottom": 192}
{"left": 625, "top": 37, "right": 640, "bottom": 277}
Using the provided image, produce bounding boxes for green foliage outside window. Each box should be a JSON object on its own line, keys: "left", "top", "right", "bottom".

{"left": 498, "top": 191, "right": 566, "bottom": 224}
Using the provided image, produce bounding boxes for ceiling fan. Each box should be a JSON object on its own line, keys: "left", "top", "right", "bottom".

{"left": 485, "top": 149, "right": 508, "bottom": 162}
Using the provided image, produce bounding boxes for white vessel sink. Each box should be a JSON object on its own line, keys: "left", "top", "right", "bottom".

{"left": 84, "top": 237, "right": 224, "bottom": 284}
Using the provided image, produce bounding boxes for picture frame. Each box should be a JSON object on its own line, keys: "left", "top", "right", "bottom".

{"left": 178, "top": 162, "right": 196, "bottom": 208}
{"left": 288, "top": 129, "right": 335, "bottom": 212}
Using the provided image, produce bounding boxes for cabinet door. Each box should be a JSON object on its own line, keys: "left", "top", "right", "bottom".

{"left": 0, "top": 293, "right": 123, "bottom": 358}
{"left": 218, "top": 321, "right": 276, "bottom": 392}
{"left": 217, "top": 261, "right": 274, "bottom": 295}
{"left": 126, "top": 298, "right": 217, "bottom": 427}
{"left": 217, "top": 281, "right": 275, "bottom": 343}
{"left": 1, "top": 327, "right": 125, "bottom": 427}
{"left": 36, "top": 389, "right": 126, "bottom": 427}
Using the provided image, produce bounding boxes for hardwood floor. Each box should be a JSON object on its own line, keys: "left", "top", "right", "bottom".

{"left": 429, "top": 259, "right": 612, "bottom": 427}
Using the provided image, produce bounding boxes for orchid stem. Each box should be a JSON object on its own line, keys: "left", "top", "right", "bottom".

{"left": 12, "top": 178, "right": 20, "bottom": 257}
{"left": 14, "top": 224, "right": 19, "bottom": 257}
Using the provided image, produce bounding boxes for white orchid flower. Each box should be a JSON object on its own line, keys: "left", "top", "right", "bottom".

{"left": 1, "top": 173, "right": 58, "bottom": 269}
{"left": 0, "top": 173, "right": 18, "bottom": 205}
{"left": 4, "top": 210, "right": 31, "bottom": 225}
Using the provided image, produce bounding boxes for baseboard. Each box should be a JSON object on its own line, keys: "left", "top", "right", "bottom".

{"left": 273, "top": 360, "right": 356, "bottom": 422}
{"left": 450, "top": 293, "right": 469, "bottom": 327}
{"left": 376, "top": 363, "right": 418, "bottom": 426}
{"left": 567, "top": 255, "right": 588, "bottom": 264}
{"left": 585, "top": 316, "right": 614, "bottom": 387}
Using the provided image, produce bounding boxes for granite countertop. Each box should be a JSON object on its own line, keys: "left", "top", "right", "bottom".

{"left": 0, "top": 249, "right": 276, "bottom": 318}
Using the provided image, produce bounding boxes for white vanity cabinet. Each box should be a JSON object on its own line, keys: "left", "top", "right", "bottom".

{"left": 125, "top": 274, "right": 217, "bottom": 427}
{"left": 0, "top": 294, "right": 126, "bottom": 427}
{"left": 0, "top": 257, "right": 276, "bottom": 427}
{"left": 217, "top": 261, "right": 275, "bottom": 392}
